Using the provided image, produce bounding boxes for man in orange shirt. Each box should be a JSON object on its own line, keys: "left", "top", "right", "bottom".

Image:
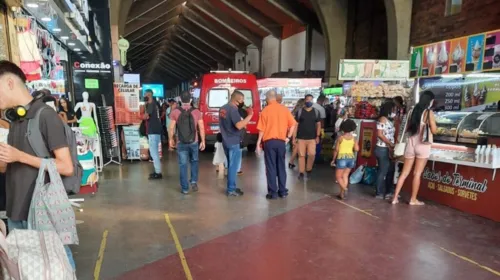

{"left": 256, "top": 90, "right": 296, "bottom": 199}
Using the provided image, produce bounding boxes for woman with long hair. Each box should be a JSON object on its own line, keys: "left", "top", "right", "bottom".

{"left": 374, "top": 101, "right": 396, "bottom": 199}
{"left": 289, "top": 98, "right": 305, "bottom": 168}
{"left": 58, "top": 96, "right": 77, "bottom": 126}
{"left": 392, "top": 91, "right": 437, "bottom": 205}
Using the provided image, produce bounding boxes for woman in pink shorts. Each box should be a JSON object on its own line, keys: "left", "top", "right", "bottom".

{"left": 392, "top": 91, "right": 437, "bottom": 205}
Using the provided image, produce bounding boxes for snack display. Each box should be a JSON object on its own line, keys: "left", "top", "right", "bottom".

{"left": 459, "top": 128, "right": 484, "bottom": 139}
{"left": 434, "top": 112, "right": 470, "bottom": 141}
{"left": 348, "top": 82, "right": 411, "bottom": 98}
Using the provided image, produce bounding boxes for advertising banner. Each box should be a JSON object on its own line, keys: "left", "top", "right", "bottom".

{"left": 419, "top": 77, "right": 463, "bottom": 111}
{"left": 410, "top": 28, "right": 500, "bottom": 78}
{"left": 338, "top": 59, "right": 409, "bottom": 81}
{"left": 122, "top": 125, "right": 141, "bottom": 160}
{"left": 114, "top": 83, "right": 141, "bottom": 125}
{"left": 461, "top": 77, "right": 500, "bottom": 109}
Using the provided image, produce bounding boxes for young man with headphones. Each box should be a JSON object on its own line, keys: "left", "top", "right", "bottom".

{"left": 0, "top": 60, "right": 76, "bottom": 269}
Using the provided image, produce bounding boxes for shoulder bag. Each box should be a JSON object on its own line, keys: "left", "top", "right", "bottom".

{"left": 394, "top": 109, "right": 412, "bottom": 157}
{"left": 421, "top": 110, "right": 434, "bottom": 144}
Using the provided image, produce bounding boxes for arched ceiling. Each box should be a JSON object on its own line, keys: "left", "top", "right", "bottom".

{"left": 124, "top": 0, "right": 320, "bottom": 87}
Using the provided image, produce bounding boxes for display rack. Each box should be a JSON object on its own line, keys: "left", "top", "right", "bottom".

{"left": 97, "top": 106, "right": 121, "bottom": 166}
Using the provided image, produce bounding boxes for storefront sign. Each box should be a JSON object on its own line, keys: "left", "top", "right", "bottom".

{"left": 420, "top": 78, "right": 462, "bottom": 111}
{"left": 114, "top": 83, "right": 141, "bottom": 125}
{"left": 403, "top": 161, "right": 500, "bottom": 222}
{"left": 257, "top": 78, "right": 322, "bottom": 88}
{"left": 338, "top": 59, "right": 409, "bottom": 81}
{"left": 74, "top": 61, "right": 112, "bottom": 71}
{"left": 122, "top": 125, "right": 141, "bottom": 160}
{"left": 410, "top": 28, "right": 500, "bottom": 78}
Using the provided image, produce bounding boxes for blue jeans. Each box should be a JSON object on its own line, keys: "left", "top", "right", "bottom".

{"left": 336, "top": 158, "right": 355, "bottom": 169}
{"left": 177, "top": 142, "right": 199, "bottom": 191}
{"left": 224, "top": 148, "right": 242, "bottom": 172}
{"left": 223, "top": 144, "right": 242, "bottom": 193}
{"left": 148, "top": 134, "right": 162, "bottom": 174}
{"left": 374, "top": 146, "right": 395, "bottom": 196}
{"left": 7, "top": 219, "right": 76, "bottom": 271}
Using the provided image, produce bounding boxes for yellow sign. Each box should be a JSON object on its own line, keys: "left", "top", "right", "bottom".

{"left": 361, "top": 128, "right": 373, "bottom": 158}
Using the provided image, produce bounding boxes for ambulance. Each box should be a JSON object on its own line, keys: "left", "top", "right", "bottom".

{"left": 198, "top": 70, "right": 261, "bottom": 152}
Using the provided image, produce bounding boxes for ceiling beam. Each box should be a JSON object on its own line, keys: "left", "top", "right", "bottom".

{"left": 161, "top": 52, "right": 207, "bottom": 73}
{"left": 126, "top": 17, "right": 178, "bottom": 43}
{"left": 219, "top": 0, "right": 282, "bottom": 39}
{"left": 189, "top": 0, "right": 263, "bottom": 48}
{"left": 129, "top": 31, "right": 173, "bottom": 60}
{"left": 167, "top": 43, "right": 215, "bottom": 69}
{"left": 268, "top": 0, "right": 322, "bottom": 34}
{"left": 176, "top": 22, "right": 234, "bottom": 61}
{"left": 181, "top": 7, "right": 247, "bottom": 53}
{"left": 157, "top": 58, "right": 193, "bottom": 78}
{"left": 126, "top": 0, "right": 168, "bottom": 23}
{"left": 125, "top": 2, "right": 183, "bottom": 36}
{"left": 155, "top": 62, "right": 186, "bottom": 80}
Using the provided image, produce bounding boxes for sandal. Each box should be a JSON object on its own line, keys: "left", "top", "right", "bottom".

{"left": 409, "top": 200, "right": 425, "bottom": 206}
{"left": 288, "top": 163, "right": 296, "bottom": 169}
{"left": 391, "top": 199, "right": 399, "bottom": 205}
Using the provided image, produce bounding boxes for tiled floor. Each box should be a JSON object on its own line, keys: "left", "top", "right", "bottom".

{"left": 72, "top": 150, "right": 500, "bottom": 280}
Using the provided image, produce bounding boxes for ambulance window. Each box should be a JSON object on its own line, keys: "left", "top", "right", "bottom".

{"left": 237, "top": 89, "right": 253, "bottom": 107}
{"left": 208, "top": 88, "right": 229, "bottom": 108}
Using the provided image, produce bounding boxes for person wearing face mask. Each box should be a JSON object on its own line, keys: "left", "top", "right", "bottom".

{"left": 293, "top": 94, "right": 321, "bottom": 179}
{"left": 374, "top": 101, "right": 397, "bottom": 199}
{"left": 144, "top": 90, "right": 163, "bottom": 180}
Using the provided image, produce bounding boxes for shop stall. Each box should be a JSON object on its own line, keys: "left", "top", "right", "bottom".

{"left": 257, "top": 78, "right": 322, "bottom": 111}
{"left": 338, "top": 59, "right": 413, "bottom": 167}
{"left": 403, "top": 28, "right": 500, "bottom": 222}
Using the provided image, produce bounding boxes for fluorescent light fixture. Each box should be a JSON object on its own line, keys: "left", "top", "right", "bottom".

{"left": 61, "top": 36, "right": 69, "bottom": 40}
{"left": 68, "top": 42, "right": 76, "bottom": 46}
{"left": 440, "top": 74, "right": 463, "bottom": 78}
{"left": 74, "top": 48, "right": 81, "bottom": 51}
{"left": 53, "top": 28, "right": 61, "bottom": 32}
{"left": 26, "top": 3, "right": 39, "bottom": 8}
{"left": 466, "top": 73, "right": 500, "bottom": 78}
{"left": 41, "top": 17, "right": 51, "bottom": 22}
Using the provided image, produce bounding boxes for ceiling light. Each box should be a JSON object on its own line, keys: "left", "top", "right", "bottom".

{"left": 41, "top": 17, "right": 51, "bottom": 22}
{"left": 61, "top": 36, "right": 69, "bottom": 40}
{"left": 26, "top": 3, "right": 39, "bottom": 8}
{"left": 68, "top": 42, "right": 75, "bottom": 46}
{"left": 53, "top": 28, "right": 61, "bottom": 32}
{"left": 74, "top": 48, "right": 81, "bottom": 51}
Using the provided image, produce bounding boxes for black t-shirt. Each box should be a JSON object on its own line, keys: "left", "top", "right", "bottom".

{"left": 296, "top": 108, "right": 320, "bottom": 140}
{"left": 146, "top": 101, "right": 163, "bottom": 135}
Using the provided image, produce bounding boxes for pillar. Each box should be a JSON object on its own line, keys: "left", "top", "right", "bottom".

{"left": 109, "top": 0, "right": 134, "bottom": 82}
{"left": 385, "top": 0, "right": 413, "bottom": 60}
{"left": 310, "top": 0, "right": 348, "bottom": 85}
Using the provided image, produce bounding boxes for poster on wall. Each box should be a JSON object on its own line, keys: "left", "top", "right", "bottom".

{"left": 114, "top": 83, "right": 141, "bottom": 125}
{"left": 410, "top": 47, "right": 423, "bottom": 77}
{"left": 338, "top": 60, "right": 409, "bottom": 81}
{"left": 122, "top": 125, "right": 141, "bottom": 160}
{"left": 435, "top": 41, "right": 451, "bottom": 75}
{"left": 462, "top": 77, "right": 500, "bottom": 109}
{"left": 465, "top": 34, "right": 485, "bottom": 72}
{"left": 448, "top": 37, "right": 467, "bottom": 73}
{"left": 422, "top": 44, "right": 437, "bottom": 77}
{"left": 483, "top": 30, "right": 500, "bottom": 70}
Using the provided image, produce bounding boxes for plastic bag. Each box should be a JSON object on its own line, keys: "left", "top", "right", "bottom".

{"left": 349, "top": 165, "right": 365, "bottom": 184}
{"left": 362, "top": 167, "right": 377, "bottom": 185}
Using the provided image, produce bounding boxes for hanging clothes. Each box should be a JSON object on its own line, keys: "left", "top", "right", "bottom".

{"left": 17, "top": 24, "right": 42, "bottom": 81}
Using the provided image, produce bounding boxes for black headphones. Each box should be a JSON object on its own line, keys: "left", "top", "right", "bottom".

{"left": 4, "top": 92, "right": 44, "bottom": 122}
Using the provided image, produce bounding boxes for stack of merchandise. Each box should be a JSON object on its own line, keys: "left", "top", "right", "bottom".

{"left": 354, "top": 101, "right": 378, "bottom": 119}
{"left": 97, "top": 107, "right": 118, "bottom": 158}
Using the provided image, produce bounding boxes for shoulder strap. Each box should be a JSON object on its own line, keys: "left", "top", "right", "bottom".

{"left": 27, "top": 107, "right": 51, "bottom": 158}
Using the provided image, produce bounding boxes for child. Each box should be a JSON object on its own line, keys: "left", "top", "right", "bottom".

{"left": 213, "top": 133, "right": 226, "bottom": 172}
{"left": 333, "top": 119, "right": 359, "bottom": 200}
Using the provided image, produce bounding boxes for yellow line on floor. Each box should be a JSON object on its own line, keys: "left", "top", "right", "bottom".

{"left": 439, "top": 246, "right": 500, "bottom": 277}
{"left": 334, "top": 199, "right": 379, "bottom": 219}
{"left": 165, "top": 213, "right": 193, "bottom": 280}
{"left": 93, "top": 230, "right": 109, "bottom": 280}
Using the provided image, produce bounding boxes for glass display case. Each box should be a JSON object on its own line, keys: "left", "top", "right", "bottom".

{"left": 458, "top": 112, "right": 500, "bottom": 144}
{"left": 434, "top": 112, "right": 471, "bottom": 142}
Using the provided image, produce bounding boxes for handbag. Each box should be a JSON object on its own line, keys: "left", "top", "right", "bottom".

{"left": 394, "top": 109, "right": 412, "bottom": 157}
{"left": 28, "top": 159, "right": 79, "bottom": 245}
{"left": 421, "top": 110, "right": 433, "bottom": 144}
{"left": 0, "top": 220, "right": 76, "bottom": 280}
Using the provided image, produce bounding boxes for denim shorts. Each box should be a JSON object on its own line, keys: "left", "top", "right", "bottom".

{"left": 336, "top": 158, "right": 355, "bottom": 169}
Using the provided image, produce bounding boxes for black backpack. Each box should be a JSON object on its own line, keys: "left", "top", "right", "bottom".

{"left": 176, "top": 107, "right": 196, "bottom": 144}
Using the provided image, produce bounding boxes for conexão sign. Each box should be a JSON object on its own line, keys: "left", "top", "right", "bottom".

{"left": 74, "top": 62, "right": 112, "bottom": 70}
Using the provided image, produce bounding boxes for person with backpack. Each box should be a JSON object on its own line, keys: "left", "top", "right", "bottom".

{"left": 293, "top": 94, "right": 321, "bottom": 180}
{"left": 144, "top": 89, "right": 163, "bottom": 179}
{"left": 0, "top": 60, "right": 77, "bottom": 269}
{"left": 169, "top": 91, "right": 205, "bottom": 194}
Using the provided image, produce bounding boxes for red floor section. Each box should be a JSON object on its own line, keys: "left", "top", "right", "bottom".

{"left": 115, "top": 197, "right": 500, "bottom": 280}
